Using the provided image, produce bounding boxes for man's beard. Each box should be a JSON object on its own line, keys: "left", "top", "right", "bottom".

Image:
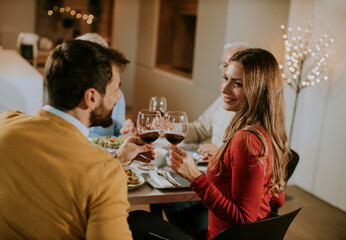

{"left": 89, "top": 101, "right": 114, "bottom": 128}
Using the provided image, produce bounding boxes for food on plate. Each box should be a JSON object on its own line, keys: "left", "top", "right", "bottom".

{"left": 124, "top": 169, "right": 140, "bottom": 185}
{"left": 89, "top": 136, "right": 125, "bottom": 149}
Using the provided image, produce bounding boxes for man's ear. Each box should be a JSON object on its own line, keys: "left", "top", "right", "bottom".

{"left": 83, "top": 88, "right": 99, "bottom": 110}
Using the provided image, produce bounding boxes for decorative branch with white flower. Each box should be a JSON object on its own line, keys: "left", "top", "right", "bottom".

{"left": 279, "top": 22, "right": 334, "bottom": 146}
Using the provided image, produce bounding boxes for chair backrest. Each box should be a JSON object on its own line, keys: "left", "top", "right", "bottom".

{"left": 211, "top": 208, "right": 302, "bottom": 240}
{"left": 286, "top": 149, "right": 299, "bottom": 182}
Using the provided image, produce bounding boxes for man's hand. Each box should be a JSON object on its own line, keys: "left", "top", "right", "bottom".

{"left": 120, "top": 119, "right": 137, "bottom": 138}
{"left": 116, "top": 136, "right": 155, "bottom": 167}
{"left": 198, "top": 143, "right": 218, "bottom": 162}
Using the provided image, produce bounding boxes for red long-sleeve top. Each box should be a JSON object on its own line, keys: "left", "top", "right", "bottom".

{"left": 191, "top": 127, "right": 285, "bottom": 239}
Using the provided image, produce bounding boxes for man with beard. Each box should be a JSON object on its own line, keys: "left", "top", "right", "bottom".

{"left": 0, "top": 40, "right": 153, "bottom": 239}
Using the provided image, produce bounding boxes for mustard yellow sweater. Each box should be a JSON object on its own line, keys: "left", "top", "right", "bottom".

{"left": 0, "top": 110, "right": 132, "bottom": 240}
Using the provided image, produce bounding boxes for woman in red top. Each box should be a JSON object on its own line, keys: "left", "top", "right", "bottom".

{"left": 128, "top": 48, "right": 290, "bottom": 240}
{"left": 168, "top": 48, "right": 290, "bottom": 239}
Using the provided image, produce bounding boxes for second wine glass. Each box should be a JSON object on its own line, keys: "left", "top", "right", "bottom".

{"left": 163, "top": 111, "right": 188, "bottom": 171}
{"left": 136, "top": 109, "right": 162, "bottom": 171}
{"left": 149, "top": 96, "right": 167, "bottom": 116}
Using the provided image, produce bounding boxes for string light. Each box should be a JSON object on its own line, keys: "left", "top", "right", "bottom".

{"left": 47, "top": 5, "right": 95, "bottom": 24}
{"left": 280, "top": 22, "right": 334, "bottom": 146}
{"left": 279, "top": 22, "right": 333, "bottom": 90}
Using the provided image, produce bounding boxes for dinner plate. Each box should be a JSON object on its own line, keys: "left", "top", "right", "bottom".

{"left": 128, "top": 174, "right": 145, "bottom": 190}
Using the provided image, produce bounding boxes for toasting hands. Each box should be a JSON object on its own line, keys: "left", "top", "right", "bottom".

{"left": 116, "top": 136, "right": 155, "bottom": 167}
{"left": 168, "top": 144, "right": 202, "bottom": 183}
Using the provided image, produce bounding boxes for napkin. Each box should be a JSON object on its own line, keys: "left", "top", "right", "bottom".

{"left": 149, "top": 171, "right": 174, "bottom": 187}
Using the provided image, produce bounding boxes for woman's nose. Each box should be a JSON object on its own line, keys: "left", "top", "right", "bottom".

{"left": 221, "top": 81, "right": 231, "bottom": 94}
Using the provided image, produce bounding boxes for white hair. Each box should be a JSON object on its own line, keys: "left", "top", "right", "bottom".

{"left": 223, "top": 42, "right": 250, "bottom": 52}
{"left": 76, "top": 33, "right": 108, "bottom": 47}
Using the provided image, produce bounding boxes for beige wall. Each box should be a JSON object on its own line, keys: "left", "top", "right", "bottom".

{"left": 285, "top": 0, "right": 346, "bottom": 212}
{"left": 225, "top": 0, "right": 290, "bottom": 63}
{"left": 111, "top": 0, "right": 140, "bottom": 107}
{"left": 0, "top": 0, "right": 36, "bottom": 49}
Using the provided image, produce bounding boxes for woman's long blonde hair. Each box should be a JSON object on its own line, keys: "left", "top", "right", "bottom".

{"left": 212, "top": 48, "right": 291, "bottom": 194}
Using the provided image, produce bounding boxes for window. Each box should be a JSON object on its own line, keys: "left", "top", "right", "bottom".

{"left": 156, "top": 0, "right": 198, "bottom": 78}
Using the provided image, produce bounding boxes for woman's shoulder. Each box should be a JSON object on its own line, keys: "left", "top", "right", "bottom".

{"left": 230, "top": 126, "right": 269, "bottom": 155}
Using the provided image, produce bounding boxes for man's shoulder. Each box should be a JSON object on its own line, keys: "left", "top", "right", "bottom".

{"left": 0, "top": 110, "right": 27, "bottom": 120}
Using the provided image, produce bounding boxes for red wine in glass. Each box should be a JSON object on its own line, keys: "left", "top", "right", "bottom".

{"left": 136, "top": 109, "right": 162, "bottom": 171}
{"left": 165, "top": 133, "right": 185, "bottom": 145}
{"left": 140, "top": 131, "right": 160, "bottom": 143}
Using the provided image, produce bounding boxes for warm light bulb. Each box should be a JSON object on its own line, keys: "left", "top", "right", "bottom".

{"left": 76, "top": 13, "right": 82, "bottom": 19}
{"left": 70, "top": 10, "right": 76, "bottom": 15}
{"left": 65, "top": 7, "right": 71, "bottom": 12}
{"left": 89, "top": 14, "right": 94, "bottom": 20}
{"left": 87, "top": 19, "right": 92, "bottom": 24}
{"left": 48, "top": 10, "right": 53, "bottom": 16}
{"left": 59, "top": 7, "right": 65, "bottom": 13}
{"left": 83, "top": 14, "right": 88, "bottom": 20}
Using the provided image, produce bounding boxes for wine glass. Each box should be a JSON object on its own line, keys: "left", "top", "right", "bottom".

{"left": 136, "top": 109, "right": 162, "bottom": 171}
{"left": 149, "top": 96, "right": 167, "bottom": 116}
{"left": 163, "top": 111, "right": 188, "bottom": 171}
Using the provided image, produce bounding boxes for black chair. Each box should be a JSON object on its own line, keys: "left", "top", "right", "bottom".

{"left": 286, "top": 149, "right": 299, "bottom": 182}
{"left": 211, "top": 208, "right": 302, "bottom": 240}
{"left": 270, "top": 149, "right": 299, "bottom": 215}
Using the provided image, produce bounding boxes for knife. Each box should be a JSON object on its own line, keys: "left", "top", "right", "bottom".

{"left": 157, "top": 171, "right": 180, "bottom": 187}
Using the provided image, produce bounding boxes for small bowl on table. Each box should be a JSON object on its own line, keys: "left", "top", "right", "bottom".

{"left": 152, "top": 148, "right": 168, "bottom": 168}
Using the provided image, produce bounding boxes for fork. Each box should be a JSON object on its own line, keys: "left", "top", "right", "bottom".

{"left": 157, "top": 171, "right": 180, "bottom": 187}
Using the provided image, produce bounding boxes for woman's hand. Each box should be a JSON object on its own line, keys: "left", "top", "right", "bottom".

{"left": 116, "top": 136, "right": 155, "bottom": 167}
{"left": 169, "top": 144, "right": 202, "bottom": 183}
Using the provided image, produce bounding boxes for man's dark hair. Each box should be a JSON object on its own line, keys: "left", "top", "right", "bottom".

{"left": 45, "top": 39, "right": 130, "bottom": 110}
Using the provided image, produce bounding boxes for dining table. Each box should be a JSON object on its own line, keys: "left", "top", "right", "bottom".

{"left": 126, "top": 138, "right": 206, "bottom": 205}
